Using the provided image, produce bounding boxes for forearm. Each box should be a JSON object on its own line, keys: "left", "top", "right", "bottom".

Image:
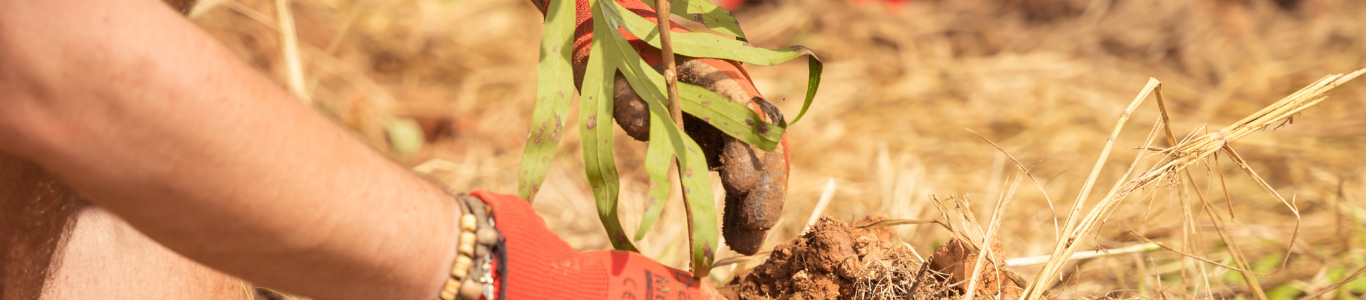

{"left": 0, "top": 1, "right": 454, "bottom": 299}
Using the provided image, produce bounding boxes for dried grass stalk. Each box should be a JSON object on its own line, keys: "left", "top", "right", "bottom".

{"left": 275, "top": 0, "right": 310, "bottom": 105}
{"left": 1020, "top": 68, "right": 1366, "bottom": 300}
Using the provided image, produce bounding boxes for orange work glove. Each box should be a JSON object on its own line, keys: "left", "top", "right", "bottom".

{"left": 472, "top": 191, "right": 722, "bottom": 300}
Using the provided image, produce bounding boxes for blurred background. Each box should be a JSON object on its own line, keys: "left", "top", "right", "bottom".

{"left": 189, "top": 0, "right": 1366, "bottom": 297}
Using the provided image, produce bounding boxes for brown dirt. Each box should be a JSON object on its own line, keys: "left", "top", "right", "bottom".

{"left": 721, "top": 216, "right": 1023, "bottom": 300}
{"left": 926, "top": 237, "right": 1024, "bottom": 299}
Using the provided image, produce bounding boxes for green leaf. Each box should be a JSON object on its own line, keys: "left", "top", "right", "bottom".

{"left": 641, "top": 0, "right": 746, "bottom": 39}
{"left": 788, "top": 55, "right": 822, "bottom": 126}
{"left": 606, "top": 0, "right": 823, "bottom": 126}
{"left": 597, "top": 0, "right": 717, "bottom": 275}
{"left": 635, "top": 128, "right": 673, "bottom": 241}
{"left": 580, "top": 15, "right": 637, "bottom": 251}
{"left": 678, "top": 81, "right": 783, "bottom": 151}
{"left": 628, "top": 78, "right": 720, "bottom": 276}
{"left": 517, "top": 0, "right": 578, "bottom": 200}
{"left": 674, "top": 126, "right": 720, "bottom": 276}
{"left": 599, "top": 0, "right": 794, "bottom": 148}
{"left": 607, "top": 2, "right": 805, "bottom": 66}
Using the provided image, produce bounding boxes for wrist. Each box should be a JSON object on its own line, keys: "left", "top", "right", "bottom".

{"left": 424, "top": 193, "right": 464, "bottom": 300}
{"left": 436, "top": 194, "right": 505, "bottom": 300}
{"left": 450, "top": 191, "right": 719, "bottom": 299}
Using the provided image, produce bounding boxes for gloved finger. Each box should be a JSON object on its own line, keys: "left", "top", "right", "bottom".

{"left": 601, "top": 44, "right": 792, "bottom": 257}
{"left": 717, "top": 100, "right": 789, "bottom": 255}
{"left": 609, "top": 58, "right": 761, "bottom": 143}
{"left": 612, "top": 73, "right": 651, "bottom": 141}
{"left": 609, "top": 59, "right": 791, "bottom": 256}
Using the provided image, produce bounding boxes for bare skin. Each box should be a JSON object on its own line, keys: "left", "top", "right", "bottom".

{"left": 0, "top": 0, "right": 459, "bottom": 299}
{"left": 0, "top": 156, "right": 85, "bottom": 300}
{"left": 44, "top": 204, "right": 250, "bottom": 299}
{"left": 0, "top": 156, "right": 246, "bottom": 300}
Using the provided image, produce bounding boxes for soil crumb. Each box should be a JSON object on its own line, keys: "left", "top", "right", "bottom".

{"left": 926, "top": 237, "right": 1024, "bottom": 299}
{"left": 725, "top": 216, "right": 978, "bottom": 300}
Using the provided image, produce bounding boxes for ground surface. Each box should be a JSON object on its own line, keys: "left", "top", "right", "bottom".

{"left": 724, "top": 216, "right": 923, "bottom": 300}
{"left": 191, "top": 0, "right": 1366, "bottom": 298}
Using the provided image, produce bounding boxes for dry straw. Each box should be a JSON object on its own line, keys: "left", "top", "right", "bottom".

{"left": 275, "top": 0, "right": 310, "bottom": 105}
{"left": 1020, "top": 68, "right": 1366, "bottom": 300}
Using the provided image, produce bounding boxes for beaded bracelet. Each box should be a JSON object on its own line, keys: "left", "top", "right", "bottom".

{"left": 438, "top": 194, "right": 506, "bottom": 300}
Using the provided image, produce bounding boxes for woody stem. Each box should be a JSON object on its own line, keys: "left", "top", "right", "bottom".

{"left": 654, "top": 0, "right": 700, "bottom": 278}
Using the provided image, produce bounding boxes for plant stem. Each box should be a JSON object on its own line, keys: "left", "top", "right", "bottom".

{"left": 654, "top": 0, "right": 700, "bottom": 278}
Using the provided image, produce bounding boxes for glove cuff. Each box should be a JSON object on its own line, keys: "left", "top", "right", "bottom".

{"left": 470, "top": 191, "right": 608, "bottom": 300}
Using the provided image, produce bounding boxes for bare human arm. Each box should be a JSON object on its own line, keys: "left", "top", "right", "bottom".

{"left": 0, "top": 0, "right": 457, "bottom": 299}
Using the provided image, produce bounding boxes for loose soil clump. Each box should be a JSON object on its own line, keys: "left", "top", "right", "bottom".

{"left": 722, "top": 216, "right": 1022, "bottom": 300}
{"left": 715, "top": 216, "right": 961, "bottom": 300}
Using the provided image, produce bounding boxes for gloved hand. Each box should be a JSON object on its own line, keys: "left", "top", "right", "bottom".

{"left": 529, "top": 0, "right": 791, "bottom": 255}
{"left": 472, "top": 191, "right": 721, "bottom": 300}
